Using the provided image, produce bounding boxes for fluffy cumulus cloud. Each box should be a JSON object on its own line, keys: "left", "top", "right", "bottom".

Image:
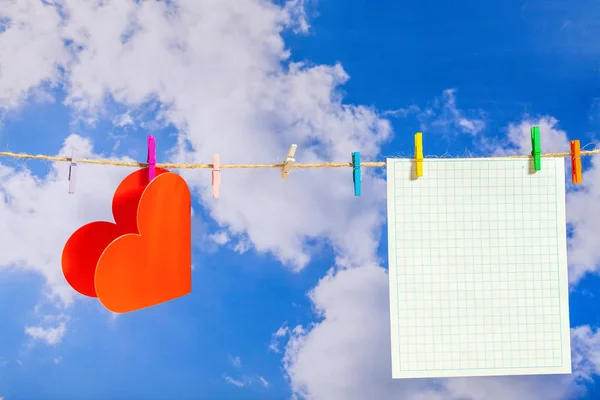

{"left": 492, "top": 116, "right": 571, "bottom": 155}
{"left": 1, "top": 0, "right": 388, "bottom": 341}
{"left": 0, "top": 0, "right": 390, "bottom": 291}
{"left": 282, "top": 265, "right": 600, "bottom": 400}
{"left": 0, "top": 0, "right": 69, "bottom": 111}
{"left": 564, "top": 153, "right": 600, "bottom": 282}
{"left": 491, "top": 115, "right": 600, "bottom": 283}
{"left": 0, "top": 133, "right": 139, "bottom": 305}
{"left": 2, "top": 1, "right": 600, "bottom": 399}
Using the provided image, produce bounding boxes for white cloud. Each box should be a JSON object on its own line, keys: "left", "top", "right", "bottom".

{"left": 386, "top": 89, "right": 486, "bottom": 136}
{"left": 24, "top": 324, "right": 66, "bottom": 345}
{"left": 491, "top": 116, "right": 571, "bottom": 156}
{"left": 258, "top": 376, "right": 269, "bottom": 387}
{"left": 229, "top": 355, "right": 242, "bottom": 368}
{"left": 210, "top": 231, "right": 230, "bottom": 245}
{"left": 1, "top": 0, "right": 390, "bottom": 279}
{"left": 224, "top": 375, "right": 270, "bottom": 389}
{"left": 488, "top": 115, "right": 600, "bottom": 283}
{"left": 282, "top": 264, "right": 599, "bottom": 400}
{"left": 269, "top": 324, "right": 290, "bottom": 353}
{"left": 224, "top": 376, "right": 247, "bottom": 388}
{"left": 0, "top": 133, "right": 155, "bottom": 344}
{"left": 24, "top": 314, "right": 68, "bottom": 346}
{"left": 224, "top": 355, "right": 270, "bottom": 389}
{"left": 113, "top": 112, "right": 134, "bottom": 128}
{"left": 572, "top": 325, "right": 600, "bottom": 380}
{"left": 564, "top": 150, "right": 600, "bottom": 282}
{"left": 0, "top": 134, "right": 148, "bottom": 305}
{"left": 426, "top": 89, "right": 486, "bottom": 135}
{"left": 0, "top": 0, "right": 69, "bottom": 111}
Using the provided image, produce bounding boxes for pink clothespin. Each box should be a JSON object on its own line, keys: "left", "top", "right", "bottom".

{"left": 68, "top": 150, "right": 77, "bottom": 194}
{"left": 147, "top": 135, "right": 156, "bottom": 181}
{"left": 212, "top": 154, "right": 220, "bottom": 198}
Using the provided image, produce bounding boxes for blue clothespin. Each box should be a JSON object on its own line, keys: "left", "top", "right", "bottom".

{"left": 352, "top": 152, "right": 361, "bottom": 196}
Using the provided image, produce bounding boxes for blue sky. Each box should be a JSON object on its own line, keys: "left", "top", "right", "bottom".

{"left": 0, "top": 0, "right": 600, "bottom": 399}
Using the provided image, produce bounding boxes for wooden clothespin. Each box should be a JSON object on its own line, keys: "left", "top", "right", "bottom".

{"left": 352, "top": 152, "right": 361, "bottom": 196}
{"left": 530, "top": 126, "right": 541, "bottom": 171}
{"left": 147, "top": 135, "right": 156, "bottom": 181}
{"left": 415, "top": 132, "right": 423, "bottom": 177}
{"left": 281, "top": 144, "right": 297, "bottom": 179}
{"left": 68, "top": 150, "right": 77, "bottom": 194}
{"left": 212, "top": 154, "right": 221, "bottom": 198}
{"left": 571, "top": 140, "right": 582, "bottom": 184}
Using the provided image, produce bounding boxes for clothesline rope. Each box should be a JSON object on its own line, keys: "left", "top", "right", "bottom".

{"left": 0, "top": 149, "right": 598, "bottom": 169}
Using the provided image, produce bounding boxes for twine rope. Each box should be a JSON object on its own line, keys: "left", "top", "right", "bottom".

{"left": 0, "top": 149, "right": 597, "bottom": 169}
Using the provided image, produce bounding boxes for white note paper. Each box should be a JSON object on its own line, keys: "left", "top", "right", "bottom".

{"left": 386, "top": 158, "right": 571, "bottom": 379}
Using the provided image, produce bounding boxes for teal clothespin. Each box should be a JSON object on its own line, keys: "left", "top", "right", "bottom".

{"left": 531, "top": 126, "right": 541, "bottom": 171}
{"left": 352, "top": 152, "right": 361, "bottom": 196}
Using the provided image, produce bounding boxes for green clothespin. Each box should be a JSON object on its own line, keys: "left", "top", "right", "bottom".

{"left": 531, "top": 126, "right": 541, "bottom": 171}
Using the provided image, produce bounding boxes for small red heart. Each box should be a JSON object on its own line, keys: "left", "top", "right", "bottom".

{"left": 61, "top": 167, "right": 169, "bottom": 298}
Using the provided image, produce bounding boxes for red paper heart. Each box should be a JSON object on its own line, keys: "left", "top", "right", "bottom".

{"left": 61, "top": 167, "right": 168, "bottom": 298}
{"left": 94, "top": 172, "right": 192, "bottom": 313}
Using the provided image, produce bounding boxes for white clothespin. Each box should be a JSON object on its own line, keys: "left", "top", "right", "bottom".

{"left": 281, "top": 144, "right": 297, "bottom": 180}
{"left": 68, "top": 150, "right": 77, "bottom": 194}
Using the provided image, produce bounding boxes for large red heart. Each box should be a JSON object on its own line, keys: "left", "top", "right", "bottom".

{"left": 61, "top": 168, "right": 192, "bottom": 313}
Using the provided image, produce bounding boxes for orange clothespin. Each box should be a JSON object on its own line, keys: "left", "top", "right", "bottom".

{"left": 212, "top": 154, "right": 220, "bottom": 198}
{"left": 571, "top": 140, "right": 582, "bottom": 184}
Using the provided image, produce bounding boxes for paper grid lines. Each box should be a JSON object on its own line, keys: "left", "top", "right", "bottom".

{"left": 386, "top": 158, "right": 571, "bottom": 379}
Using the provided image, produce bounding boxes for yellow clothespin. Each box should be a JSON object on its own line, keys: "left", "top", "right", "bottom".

{"left": 281, "top": 144, "right": 297, "bottom": 179}
{"left": 415, "top": 132, "right": 423, "bottom": 177}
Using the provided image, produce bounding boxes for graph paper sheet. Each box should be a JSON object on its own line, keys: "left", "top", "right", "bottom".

{"left": 386, "top": 158, "right": 571, "bottom": 379}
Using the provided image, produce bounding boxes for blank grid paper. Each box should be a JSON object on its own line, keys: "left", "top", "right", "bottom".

{"left": 386, "top": 158, "right": 571, "bottom": 379}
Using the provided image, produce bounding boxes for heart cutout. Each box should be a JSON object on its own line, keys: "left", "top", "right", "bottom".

{"left": 61, "top": 168, "right": 192, "bottom": 313}
{"left": 95, "top": 172, "right": 192, "bottom": 313}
